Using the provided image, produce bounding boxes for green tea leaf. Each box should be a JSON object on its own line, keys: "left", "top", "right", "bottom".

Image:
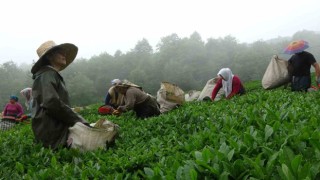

{"left": 176, "top": 167, "right": 183, "bottom": 180}
{"left": 281, "top": 164, "right": 293, "bottom": 180}
{"left": 299, "top": 162, "right": 311, "bottom": 179}
{"left": 309, "top": 139, "right": 320, "bottom": 150}
{"left": 264, "top": 125, "right": 273, "bottom": 141}
{"left": 202, "top": 148, "right": 212, "bottom": 163}
{"left": 291, "top": 155, "right": 302, "bottom": 176}
{"left": 219, "top": 142, "right": 229, "bottom": 155}
{"left": 144, "top": 167, "right": 154, "bottom": 177}
{"left": 227, "top": 149, "right": 234, "bottom": 161}
{"left": 194, "top": 151, "right": 203, "bottom": 161}
{"left": 51, "top": 156, "right": 57, "bottom": 168}
{"left": 219, "top": 171, "right": 230, "bottom": 180}
{"left": 266, "top": 151, "right": 279, "bottom": 173}
{"left": 189, "top": 168, "right": 197, "bottom": 180}
{"left": 15, "top": 162, "right": 24, "bottom": 173}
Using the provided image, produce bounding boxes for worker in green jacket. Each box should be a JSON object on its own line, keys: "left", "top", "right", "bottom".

{"left": 31, "top": 40, "right": 89, "bottom": 149}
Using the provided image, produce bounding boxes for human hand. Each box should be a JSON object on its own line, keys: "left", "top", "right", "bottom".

{"left": 112, "top": 109, "right": 121, "bottom": 116}
{"left": 16, "top": 117, "right": 22, "bottom": 122}
{"left": 317, "top": 77, "right": 320, "bottom": 87}
{"left": 82, "top": 122, "right": 91, "bottom": 127}
{"left": 213, "top": 77, "right": 219, "bottom": 83}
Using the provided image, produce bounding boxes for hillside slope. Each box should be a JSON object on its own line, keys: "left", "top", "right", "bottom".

{"left": 1, "top": 81, "right": 320, "bottom": 179}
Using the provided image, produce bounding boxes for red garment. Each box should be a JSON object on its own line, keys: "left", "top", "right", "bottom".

{"left": 3, "top": 103, "right": 23, "bottom": 117}
{"left": 211, "top": 75, "right": 244, "bottom": 100}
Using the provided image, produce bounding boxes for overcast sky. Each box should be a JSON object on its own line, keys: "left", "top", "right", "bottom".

{"left": 1, "top": 0, "right": 320, "bottom": 65}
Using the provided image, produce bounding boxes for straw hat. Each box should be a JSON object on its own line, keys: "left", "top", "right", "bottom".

{"left": 31, "top": 40, "right": 78, "bottom": 74}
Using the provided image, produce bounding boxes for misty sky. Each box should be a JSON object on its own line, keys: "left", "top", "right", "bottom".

{"left": 1, "top": 0, "right": 320, "bottom": 65}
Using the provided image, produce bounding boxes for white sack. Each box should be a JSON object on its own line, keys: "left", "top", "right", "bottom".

{"left": 69, "top": 120, "right": 119, "bottom": 152}
{"left": 197, "top": 78, "right": 224, "bottom": 101}
{"left": 185, "top": 90, "right": 201, "bottom": 102}
{"left": 157, "top": 82, "right": 185, "bottom": 113}
{"left": 262, "top": 55, "right": 290, "bottom": 89}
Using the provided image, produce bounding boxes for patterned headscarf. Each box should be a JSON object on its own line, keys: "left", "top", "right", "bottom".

{"left": 10, "top": 95, "right": 19, "bottom": 102}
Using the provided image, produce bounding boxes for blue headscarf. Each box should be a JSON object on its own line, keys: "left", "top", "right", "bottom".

{"left": 10, "top": 95, "right": 19, "bottom": 102}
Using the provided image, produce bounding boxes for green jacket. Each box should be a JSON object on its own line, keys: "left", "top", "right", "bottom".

{"left": 32, "top": 66, "right": 87, "bottom": 149}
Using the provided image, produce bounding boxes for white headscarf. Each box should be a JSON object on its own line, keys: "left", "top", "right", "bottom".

{"left": 111, "top": 79, "right": 122, "bottom": 85}
{"left": 20, "top": 87, "right": 33, "bottom": 110}
{"left": 217, "top": 68, "right": 234, "bottom": 97}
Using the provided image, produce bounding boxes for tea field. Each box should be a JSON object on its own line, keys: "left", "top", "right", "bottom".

{"left": 1, "top": 81, "right": 320, "bottom": 179}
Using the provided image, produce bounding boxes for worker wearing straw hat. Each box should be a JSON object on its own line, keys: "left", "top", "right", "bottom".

{"left": 284, "top": 40, "right": 320, "bottom": 91}
{"left": 31, "top": 40, "right": 89, "bottom": 149}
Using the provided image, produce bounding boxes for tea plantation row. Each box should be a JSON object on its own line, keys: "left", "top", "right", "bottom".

{"left": 1, "top": 81, "right": 320, "bottom": 179}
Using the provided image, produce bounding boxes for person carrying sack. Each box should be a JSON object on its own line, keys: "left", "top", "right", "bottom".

{"left": 284, "top": 40, "right": 320, "bottom": 91}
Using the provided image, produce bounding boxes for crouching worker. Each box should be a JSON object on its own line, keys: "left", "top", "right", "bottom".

{"left": 211, "top": 68, "right": 245, "bottom": 100}
{"left": 0, "top": 95, "right": 24, "bottom": 131}
{"left": 31, "top": 40, "right": 90, "bottom": 150}
{"left": 104, "top": 79, "right": 124, "bottom": 109}
{"left": 113, "top": 84, "right": 160, "bottom": 118}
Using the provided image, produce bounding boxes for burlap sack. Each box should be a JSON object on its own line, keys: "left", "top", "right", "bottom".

{"left": 157, "top": 82, "right": 185, "bottom": 113}
{"left": 68, "top": 119, "right": 119, "bottom": 152}
{"left": 262, "top": 55, "right": 290, "bottom": 89}
{"left": 185, "top": 90, "right": 201, "bottom": 102}
{"left": 197, "top": 78, "right": 224, "bottom": 101}
{"left": 122, "top": 79, "right": 142, "bottom": 89}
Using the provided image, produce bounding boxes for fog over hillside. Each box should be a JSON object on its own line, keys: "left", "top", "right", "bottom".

{"left": 1, "top": 0, "right": 320, "bottom": 64}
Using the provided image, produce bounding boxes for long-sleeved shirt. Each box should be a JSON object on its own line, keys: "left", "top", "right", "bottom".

{"left": 211, "top": 75, "right": 244, "bottom": 100}
{"left": 3, "top": 103, "right": 23, "bottom": 117}
{"left": 104, "top": 86, "right": 124, "bottom": 108}
{"left": 32, "top": 66, "right": 88, "bottom": 149}
{"left": 118, "top": 87, "right": 148, "bottom": 112}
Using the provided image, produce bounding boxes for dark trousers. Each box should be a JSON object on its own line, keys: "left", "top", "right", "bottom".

{"left": 291, "top": 76, "right": 311, "bottom": 92}
{"left": 134, "top": 96, "right": 160, "bottom": 118}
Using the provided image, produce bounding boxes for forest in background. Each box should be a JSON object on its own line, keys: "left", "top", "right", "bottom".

{"left": 0, "top": 30, "right": 320, "bottom": 109}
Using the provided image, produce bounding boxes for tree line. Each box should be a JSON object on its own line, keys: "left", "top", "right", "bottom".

{"left": 1, "top": 30, "right": 320, "bottom": 109}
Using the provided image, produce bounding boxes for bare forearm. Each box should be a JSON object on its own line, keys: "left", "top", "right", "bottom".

{"left": 313, "top": 63, "right": 320, "bottom": 78}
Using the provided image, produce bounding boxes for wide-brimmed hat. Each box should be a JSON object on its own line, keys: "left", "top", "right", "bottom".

{"left": 284, "top": 40, "right": 309, "bottom": 55}
{"left": 31, "top": 40, "right": 78, "bottom": 74}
